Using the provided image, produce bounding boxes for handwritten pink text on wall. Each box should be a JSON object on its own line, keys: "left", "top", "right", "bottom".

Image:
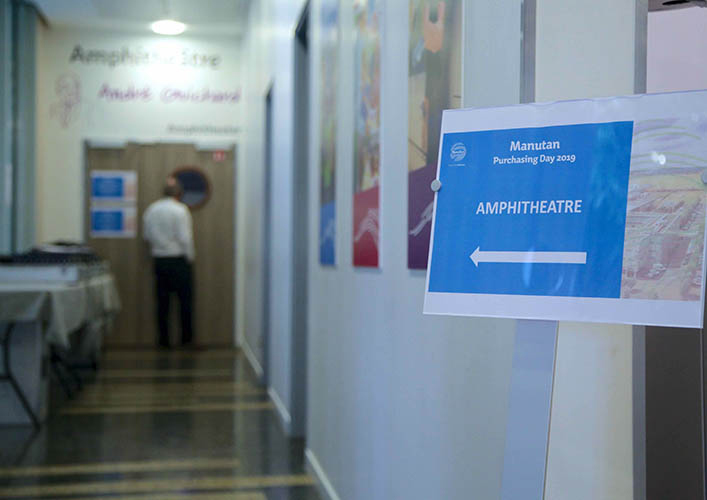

{"left": 97, "top": 84, "right": 240, "bottom": 104}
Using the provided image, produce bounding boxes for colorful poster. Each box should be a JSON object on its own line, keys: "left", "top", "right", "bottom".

{"left": 320, "top": 0, "right": 339, "bottom": 266}
{"left": 425, "top": 91, "right": 707, "bottom": 328}
{"left": 353, "top": 0, "right": 382, "bottom": 267}
{"left": 408, "top": 0, "right": 462, "bottom": 269}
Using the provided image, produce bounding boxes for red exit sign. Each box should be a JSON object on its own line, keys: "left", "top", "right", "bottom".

{"left": 212, "top": 150, "right": 226, "bottom": 162}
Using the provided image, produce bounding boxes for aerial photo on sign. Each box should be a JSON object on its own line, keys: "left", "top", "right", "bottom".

{"left": 424, "top": 91, "right": 707, "bottom": 328}
{"left": 621, "top": 117, "right": 706, "bottom": 302}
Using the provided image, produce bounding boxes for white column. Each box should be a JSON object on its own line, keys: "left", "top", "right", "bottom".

{"left": 535, "top": 1, "right": 645, "bottom": 499}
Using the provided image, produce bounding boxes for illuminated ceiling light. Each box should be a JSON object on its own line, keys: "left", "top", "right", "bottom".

{"left": 151, "top": 20, "right": 186, "bottom": 35}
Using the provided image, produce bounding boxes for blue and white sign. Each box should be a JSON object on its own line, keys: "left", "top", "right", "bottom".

{"left": 90, "top": 206, "right": 136, "bottom": 238}
{"left": 90, "top": 171, "right": 137, "bottom": 202}
{"left": 425, "top": 91, "right": 707, "bottom": 328}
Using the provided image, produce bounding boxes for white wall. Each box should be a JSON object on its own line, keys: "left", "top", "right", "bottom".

{"left": 235, "top": 0, "right": 309, "bottom": 438}
{"left": 234, "top": 0, "right": 321, "bottom": 437}
{"left": 305, "top": 2, "right": 523, "bottom": 499}
{"left": 237, "top": 0, "right": 646, "bottom": 498}
{"left": 35, "top": 27, "right": 242, "bottom": 243}
{"left": 236, "top": 1, "right": 271, "bottom": 375}
{"left": 647, "top": 7, "right": 707, "bottom": 93}
{"left": 536, "top": 1, "right": 643, "bottom": 499}
{"left": 237, "top": 1, "right": 522, "bottom": 498}
{"left": 535, "top": 0, "right": 640, "bottom": 102}
{"left": 267, "top": 2, "right": 304, "bottom": 434}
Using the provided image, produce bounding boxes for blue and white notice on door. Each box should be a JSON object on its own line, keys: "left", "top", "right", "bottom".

{"left": 424, "top": 91, "right": 707, "bottom": 328}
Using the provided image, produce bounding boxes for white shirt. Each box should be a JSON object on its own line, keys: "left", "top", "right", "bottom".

{"left": 143, "top": 197, "right": 195, "bottom": 261}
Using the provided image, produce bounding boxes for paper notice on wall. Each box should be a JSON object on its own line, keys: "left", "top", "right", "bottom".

{"left": 90, "top": 170, "right": 137, "bottom": 203}
{"left": 89, "top": 170, "right": 138, "bottom": 238}
{"left": 90, "top": 206, "right": 137, "bottom": 238}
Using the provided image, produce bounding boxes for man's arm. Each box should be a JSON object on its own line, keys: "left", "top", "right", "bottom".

{"left": 142, "top": 209, "right": 152, "bottom": 244}
{"left": 177, "top": 206, "right": 195, "bottom": 262}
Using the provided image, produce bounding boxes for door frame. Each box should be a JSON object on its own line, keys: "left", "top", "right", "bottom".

{"left": 82, "top": 139, "right": 238, "bottom": 347}
{"left": 263, "top": 85, "right": 274, "bottom": 386}
{"left": 289, "top": 0, "right": 310, "bottom": 437}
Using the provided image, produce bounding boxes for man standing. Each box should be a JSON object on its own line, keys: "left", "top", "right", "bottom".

{"left": 143, "top": 177, "right": 195, "bottom": 349}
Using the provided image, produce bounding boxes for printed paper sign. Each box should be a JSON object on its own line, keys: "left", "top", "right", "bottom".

{"left": 90, "top": 206, "right": 136, "bottom": 238}
{"left": 425, "top": 91, "right": 707, "bottom": 328}
{"left": 90, "top": 170, "right": 137, "bottom": 202}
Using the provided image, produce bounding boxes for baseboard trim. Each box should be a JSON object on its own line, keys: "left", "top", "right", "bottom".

{"left": 268, "top": 387, "right": 292, "bottom": 434}
{"left": 240, "top": 338, "right": 263, "bottom": 379}
{"left": 305, "top": 448, "right": 341, "bottom": 500}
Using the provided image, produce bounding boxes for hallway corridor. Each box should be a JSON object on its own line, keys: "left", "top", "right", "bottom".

{"left": 0, "top": 349, "right": 320, "bottom": 500}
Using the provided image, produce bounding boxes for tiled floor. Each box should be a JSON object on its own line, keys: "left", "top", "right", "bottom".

{"left": 0, "top": 349, "right": 320, "bottom": 500}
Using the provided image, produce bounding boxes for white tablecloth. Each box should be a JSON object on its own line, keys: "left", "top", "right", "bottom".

{"left": 0, "top": 274, "right": 121, "bottom": 347}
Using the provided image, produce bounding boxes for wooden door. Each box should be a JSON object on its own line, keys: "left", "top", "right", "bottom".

{"left": 85, "top": 142, "right": 235, "bottom": 347}
{"left": 84, "top": 144, "right": 141, "bottom": 346}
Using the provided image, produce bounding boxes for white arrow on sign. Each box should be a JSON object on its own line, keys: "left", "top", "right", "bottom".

{"left": 470, "top": 246, "right": 587, "bottom": 267}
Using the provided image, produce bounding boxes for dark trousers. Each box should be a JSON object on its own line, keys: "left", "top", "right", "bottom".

{"left": 153, "top": 257, "right": 193, "bottom": 347}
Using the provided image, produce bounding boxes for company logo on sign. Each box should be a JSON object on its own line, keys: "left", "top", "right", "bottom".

{"left": 450, "top": 142, "right": 467, "bottom": 162}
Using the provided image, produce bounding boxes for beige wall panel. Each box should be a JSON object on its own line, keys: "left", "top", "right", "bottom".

{"left": 85, "top": 146, "right": 140, "bottom": 345}
{"left": 192, "top": 147, "right": 235, "bottom": 346}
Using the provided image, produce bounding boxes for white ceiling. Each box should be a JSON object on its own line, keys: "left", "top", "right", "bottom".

{"left": 33, "top": 0, "right": 252, "bottom": 38}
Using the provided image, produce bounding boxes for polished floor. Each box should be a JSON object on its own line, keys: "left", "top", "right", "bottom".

{"left": 0, "top": 349, "right": 320, "bottom": 500}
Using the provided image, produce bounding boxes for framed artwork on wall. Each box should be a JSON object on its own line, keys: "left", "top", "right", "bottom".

{"left": 407, "top": 0, "right": 462, "bottom": 269}
{"left": 353, "top": 0, "right": 382, "bottom": 267}
{"left": 320, "top": 0, "right": 339, "bottom": 266}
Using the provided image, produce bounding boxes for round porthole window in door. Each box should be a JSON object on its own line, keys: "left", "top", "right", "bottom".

{"left": 172, "top": 167, "right": 211, "bottom": 210}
